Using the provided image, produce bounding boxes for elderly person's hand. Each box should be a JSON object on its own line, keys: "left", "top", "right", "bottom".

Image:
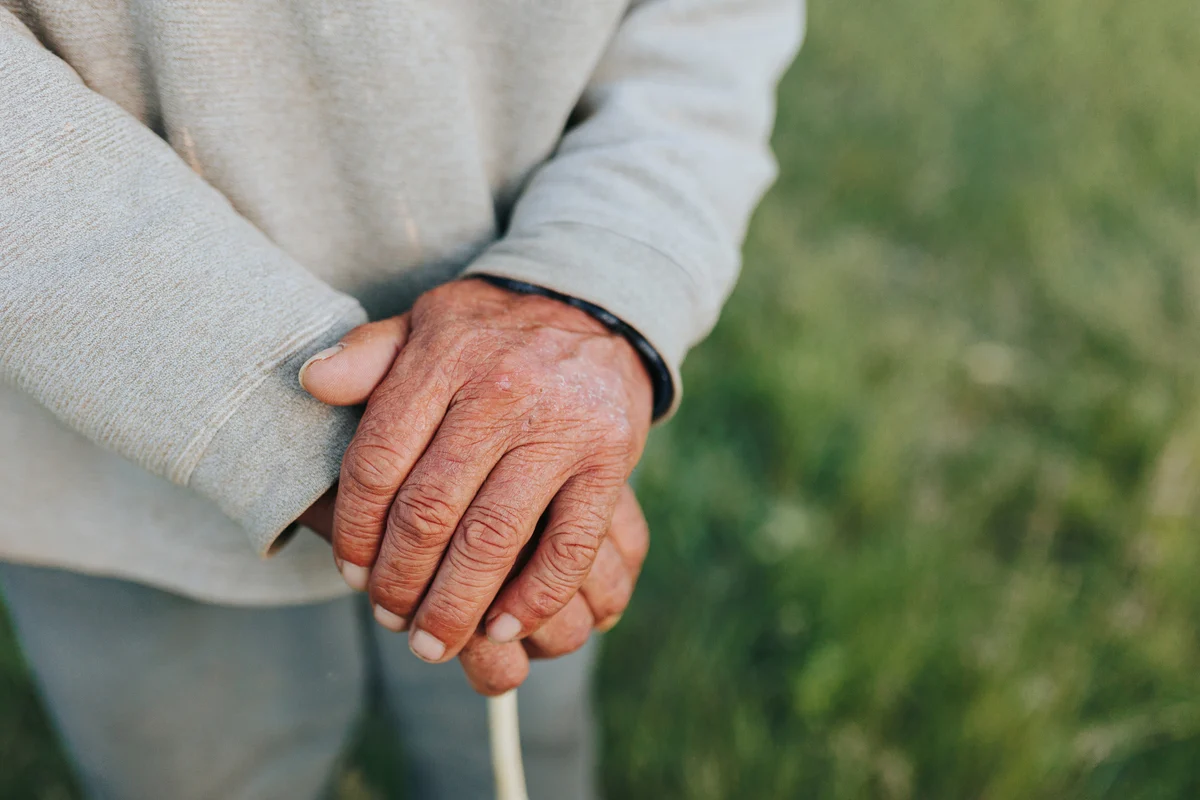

{"left": 299, "top": 480, "right": 648, "bottom": 694}
{"left": 298, "top": 278, "right": 653, "bottom": 675}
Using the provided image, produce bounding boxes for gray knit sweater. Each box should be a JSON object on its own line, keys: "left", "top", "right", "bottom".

{"left": 0, "top": 0, "right": 803, "bottom": 604}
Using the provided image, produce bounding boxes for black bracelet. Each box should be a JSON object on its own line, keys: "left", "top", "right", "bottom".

{"left": 473, "top": 275, "right": 675, "bottom": 420}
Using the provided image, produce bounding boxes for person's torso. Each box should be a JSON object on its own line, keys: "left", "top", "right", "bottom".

{"left": 8, "top": 0, "right": 631, "bottom": 315}
{"left": 0, "top": 0, "right": 631, "bottom": 602}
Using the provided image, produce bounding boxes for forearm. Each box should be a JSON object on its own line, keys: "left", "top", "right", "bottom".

{"left": 0, "top": 9, "right": 366, "bottom": 551}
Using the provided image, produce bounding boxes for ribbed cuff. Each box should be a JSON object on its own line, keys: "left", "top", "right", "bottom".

{"left": 187, "top": 305, "right": 366, "bottom": 556}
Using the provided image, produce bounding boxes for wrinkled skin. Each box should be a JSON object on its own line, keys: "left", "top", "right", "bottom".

{"left": 299, "top": 277, "right": 654, "bottom": 693}
{"left": 299, "top": 481, "right": 649, "bottom": 694}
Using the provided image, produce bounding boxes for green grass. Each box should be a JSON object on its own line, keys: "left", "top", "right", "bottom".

{"left": 5, "top": 0, "right": 1200, "bottom": 797}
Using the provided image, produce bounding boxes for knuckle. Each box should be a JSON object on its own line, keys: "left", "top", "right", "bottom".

{"left": 445, "top": 543, "right": 511, "bottom": 585}
{"left": 344, "top": 440, "right": 407, "bottom": 494}
{"left": 391, "top": 482, "right": 461, "bottom": 540}
{"left": 457, "top": 505, "right": 524, "bottom": 564}
{"left": 546, "top": 532, "right": 600, "bottom": 581}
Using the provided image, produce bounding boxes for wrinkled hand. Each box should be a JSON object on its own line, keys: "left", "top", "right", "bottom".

{"left": 299, "top": 278, "right": 653, "bottom": 688}
{"left": 299, "top": 481, "right": 649, "bottom": 694}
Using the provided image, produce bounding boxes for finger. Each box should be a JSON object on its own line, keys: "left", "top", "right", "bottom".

{"left": 331, "top": 342, "right": 455, "bottom": 587}
{"left": 458, "top": 634, "right": 530, "bottom": 697}
{"left": 367, "top": 408, "right": 514, "bottom": 631}
{"left": 578, "top": 538, "right": 634, "bottom": 633}
{"left": 585, "top": 484, "right": 650, "bottom": 631}
{"left": 402, "top": 449, "right": 567, "bottom": 662}
{"left": 523, "top": 593, "right": 595, "bottom": 659}
{"left": 484, "top": 471, "right": 622, "bottom": 644}
{"left": 607, "top": 483, "right": 651, "bottom": 574}
{"left": 298, "top": 315, "right": 410, "bottom": 406}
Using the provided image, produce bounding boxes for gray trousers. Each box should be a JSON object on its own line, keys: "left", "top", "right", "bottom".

{"left": 0, "top": 563, "right": 596, "bottom": 800}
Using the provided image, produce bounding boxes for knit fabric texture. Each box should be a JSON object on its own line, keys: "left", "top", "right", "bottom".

{"left": 0, "top": 0, "right": 803, "bottom": 604}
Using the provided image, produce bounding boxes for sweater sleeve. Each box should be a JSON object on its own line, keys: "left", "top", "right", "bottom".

{"left": 0, "top": 10, "right": 367, "bottom": 555}
{"left": 464, "top": 0, "right": 804, "bottom": 419}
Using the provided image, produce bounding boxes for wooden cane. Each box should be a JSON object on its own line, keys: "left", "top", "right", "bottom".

{"left": 488, "top": 690, "right": 530, "bottom": 800}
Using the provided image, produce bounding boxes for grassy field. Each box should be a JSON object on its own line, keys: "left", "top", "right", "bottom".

{"left": 5, "top": 0, "right": 1200, "bottom": 797}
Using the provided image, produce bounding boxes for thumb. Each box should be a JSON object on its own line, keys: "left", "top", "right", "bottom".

{"left": 298, "top": 314, "right": 410, "bottom": 406}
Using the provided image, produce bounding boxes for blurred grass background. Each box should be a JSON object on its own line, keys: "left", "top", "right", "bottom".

{"left": 5, "top": 0, "right": 1200, "bottom": 797}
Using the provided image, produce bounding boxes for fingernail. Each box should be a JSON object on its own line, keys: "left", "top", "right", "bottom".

{"left": 409, "top": 629, "right": 446, "bottom": 662}
{"left": 340, "top": 562, "right": 369, "bottom": 592}
{"left": 486, "top": 613, "right": 522, "bottom": 643}
{"left": 597, "top": 613, "right": 623, "bottom": 633}
{"left": 298, "top": 343, "right": 346, "bottom": 388}
{"left": 373, "top": 605, "right": 409, "bottom": 632}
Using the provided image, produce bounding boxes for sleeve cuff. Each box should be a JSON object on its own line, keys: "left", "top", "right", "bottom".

{"left": 462, "top": 221, "right": 707, "bottom": 421}
{"left": 187, "top": 304, "right": 367, "bottom": 556}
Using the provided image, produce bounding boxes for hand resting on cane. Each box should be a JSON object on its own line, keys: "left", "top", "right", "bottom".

{"left": 296, "top": 280, "right": 653, "bottom": 694}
